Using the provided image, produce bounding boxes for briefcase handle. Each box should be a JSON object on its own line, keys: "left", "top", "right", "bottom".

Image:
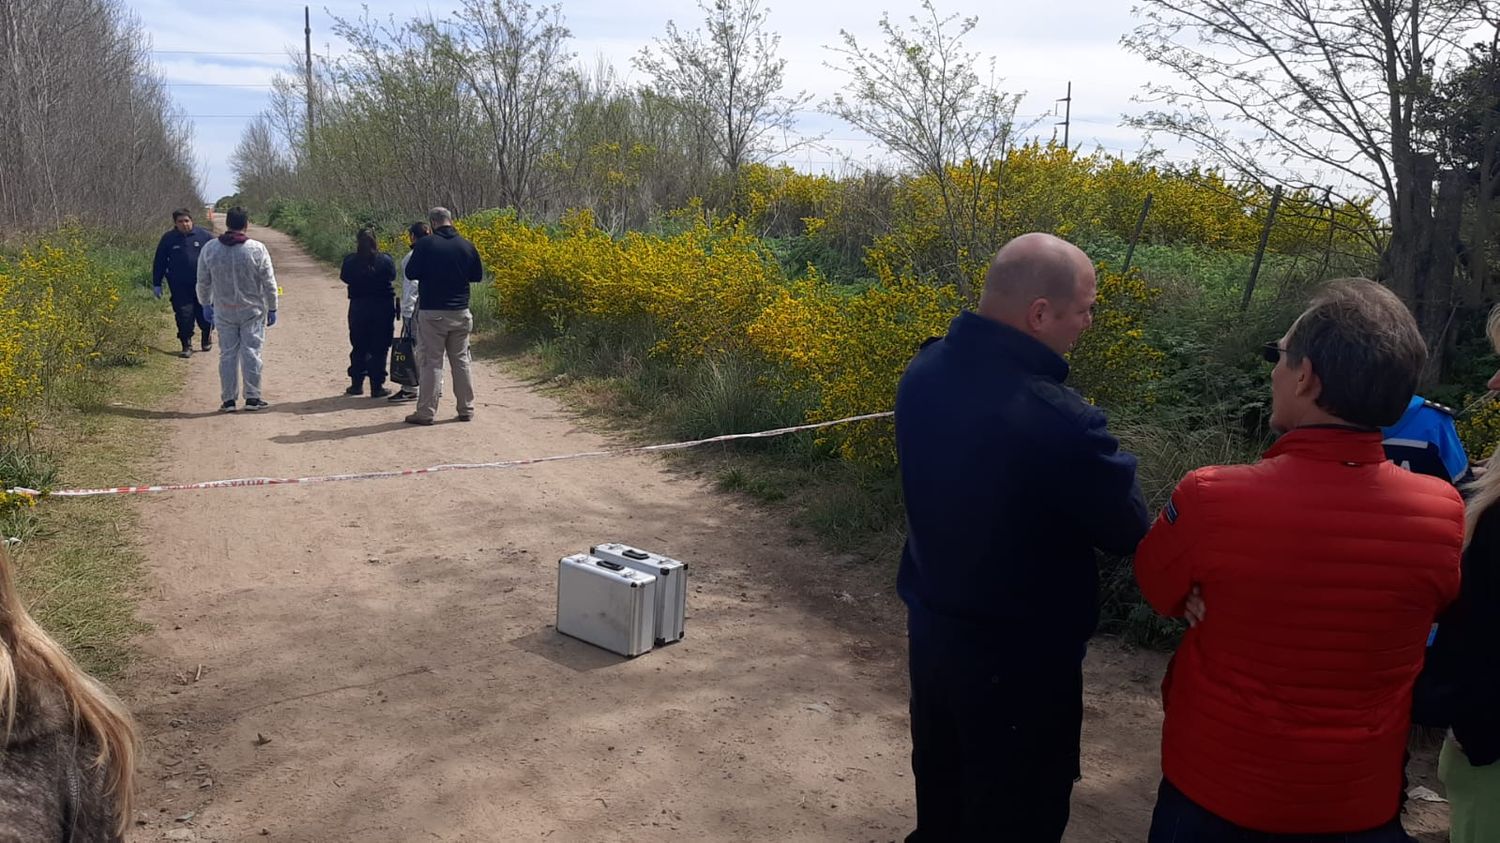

{"left": 622, "top": 549, "right": 650, "bottom": 560}
{"left": 595, "top": 559, "right": 625, "bottom": 572}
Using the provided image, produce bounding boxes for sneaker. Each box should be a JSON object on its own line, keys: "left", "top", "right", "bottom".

{"left": 370, "top": 386, "right": 391, "bottom": 399}
{"left": 404, "top": 413, "right": 435, "bottom": 426}
{"left": 179, "top": 347, "right": 193, "bottom": 359}
{"left": 345, "top": 384, "right": 363, "bottom": 396}
{"left": 244, "top": 398, "right": 269, "bottom": 411}
{"left": 387, "top": 391, "right": 417, "bottom": 403}
{"left": 219, "top": 400, "right": 236, "bottom": 413}
{"left": 457, "top": 413, "right": 474, "bottom": 422}
{"left": 201, "top": 337, "right": 212, "bottom": 352}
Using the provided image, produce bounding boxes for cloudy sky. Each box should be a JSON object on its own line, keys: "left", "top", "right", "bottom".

{"left": 134, "top": 0, "right": 1199, "bottom": 201}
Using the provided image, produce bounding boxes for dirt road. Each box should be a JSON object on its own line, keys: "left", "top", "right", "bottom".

{"left": 119, "top": 227, "right": 1444, "bottom": 841}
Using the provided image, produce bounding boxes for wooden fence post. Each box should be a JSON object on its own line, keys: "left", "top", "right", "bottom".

{"left": 1242, "top": 185, "right": 1284, "bottom": 312}
{"left": 1122, "top": 193, "right": 1153, "bottom": 273}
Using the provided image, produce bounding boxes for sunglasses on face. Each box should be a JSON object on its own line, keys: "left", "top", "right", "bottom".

{"left": 1262, "top": 342, "right": 1286, "bottom": 365}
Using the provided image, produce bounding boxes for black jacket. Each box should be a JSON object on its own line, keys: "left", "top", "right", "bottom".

{"left": 1418, "top": 503, "right": 1500, "bottom": 766}
{"left": 152, "top": 226, "right": 214, "bottom": 302}
{"left": 404, "top": 226, "right": 483, "bottom": 310}
{"left": 339, "top": 252, "right": 397, "bottom": 301}
{"left": 895, "top": 311, "right": 1149, "bottom": 662}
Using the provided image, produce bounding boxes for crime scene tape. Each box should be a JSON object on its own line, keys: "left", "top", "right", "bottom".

{"left": 6, "top": 411, "right": 895, "bottom": 500}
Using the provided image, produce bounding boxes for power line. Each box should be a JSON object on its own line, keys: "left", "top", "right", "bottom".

{"left": 151, "top": 50, "right": 287, "bottom": 56}
{"left": 164, "top": 83, "right": 276, "bottom": 88}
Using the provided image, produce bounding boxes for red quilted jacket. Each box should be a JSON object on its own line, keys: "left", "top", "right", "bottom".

{"left": 1135, "top": 427, "right": 1463, "bottom": 833}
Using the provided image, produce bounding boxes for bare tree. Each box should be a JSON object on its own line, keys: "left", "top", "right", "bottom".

{"left": 232, "top": 115, "right": 297, "bottom": 208}
{"left": 823, "top": 0, "right": 1022, "bottom": 294}
{"left": 635, "top": 0, "right": 811, "bottom": 205}
{"left": 0, "top": 0, "right": 199, "bottom": 237}
{"left": 425, "top": 0, "right": 574, "bottom": 212}
{"left": 1421, "top": 21, "right": 1500, "bottom": 298}
{"left": 1123, "top": 0, "right": 1494, "bottom": 381}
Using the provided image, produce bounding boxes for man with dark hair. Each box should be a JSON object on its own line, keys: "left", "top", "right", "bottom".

{"left": 152, "top": 208, "right": 215, "bottom": 358}
{"left": 402, "top": 207, "right": 483, "bottom": 425}
{"left": 1135, "top": 278, "right": 1464, "bottom": 840}
{"left": 894, "top": 232, "right": 1149, "bottom": 841}
{"left": 196, "top": 207, "right": 278, "bottom": 412}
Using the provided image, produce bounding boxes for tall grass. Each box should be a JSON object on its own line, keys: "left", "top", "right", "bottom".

{"left": 0, "top": 232, "right": 177, "bottom": 676}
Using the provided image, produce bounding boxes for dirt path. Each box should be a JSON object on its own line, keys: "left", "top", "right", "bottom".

{"left": 119, "top": 227, "right": 1443, "bottom": 841}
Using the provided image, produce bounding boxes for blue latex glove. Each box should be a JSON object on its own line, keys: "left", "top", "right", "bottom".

{"left": 152, "top": 284, "right": 162, "bottom": 300}
{"left": 267, "top": 310, "right": 277, "bottom": 327}
{"left": 203, "top": 305, "right": 214, "bottom": 326}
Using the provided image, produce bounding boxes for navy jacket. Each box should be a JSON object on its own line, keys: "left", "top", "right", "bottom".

{"left": 404, "top": 226, "right": 483, "bottom": 311}
{"left": 895, "top": 311, "right": 1149, "bottom": 661}
{"left": 152, "top": 226, "right": 215, "bottom": 303}
{"left": 339, "top": 252, "right": 397, "bottom": 301}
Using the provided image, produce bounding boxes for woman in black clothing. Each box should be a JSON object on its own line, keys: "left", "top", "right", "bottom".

{"left": 1423, "top": 304, "right": 1500, "bottom": 840}
{"left": 339, "top": 229, "right": 398, "bottom": 397}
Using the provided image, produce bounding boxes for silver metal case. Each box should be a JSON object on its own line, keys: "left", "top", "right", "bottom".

{"left": 590, "top": 543, "right": 687, "bottom": 645}
{"left": 556, "top": 553, "right": 657, "bottom": 657}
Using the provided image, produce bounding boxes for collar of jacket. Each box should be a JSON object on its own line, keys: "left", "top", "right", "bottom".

{"left": 1264, "top": 426, "right": 1388, "bottom": 464}
{"left": 945, "top": 310, "right": 1069, "bottom": 383}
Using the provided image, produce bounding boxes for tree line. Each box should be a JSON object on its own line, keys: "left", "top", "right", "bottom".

{"left": 234, "top": 0, "right": 1500, "bottom": 382}
{"left": 0, "top": 0, "right": 201, "bottom": 239}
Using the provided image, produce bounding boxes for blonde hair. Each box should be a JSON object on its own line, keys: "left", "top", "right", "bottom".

{"left": 0, "top": 549, "right": 137, "bottom": 836}
{"left": 1464, "top": 304, "right": 1500, "bottom": 547}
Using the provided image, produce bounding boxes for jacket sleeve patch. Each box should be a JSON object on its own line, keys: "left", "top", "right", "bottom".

{"left": 1164, "top": 499, "right": 1179, "bottom": 524}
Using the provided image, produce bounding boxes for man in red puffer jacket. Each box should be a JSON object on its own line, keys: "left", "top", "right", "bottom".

{"left": 1135, "top": 278, "right": 1463, "bottom": 840}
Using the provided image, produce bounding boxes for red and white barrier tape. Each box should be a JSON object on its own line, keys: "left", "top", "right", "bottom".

{"left": 5, "top": 412, "right": 894, "bottom": 500}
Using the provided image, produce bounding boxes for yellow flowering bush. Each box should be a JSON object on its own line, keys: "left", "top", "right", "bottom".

{"left": 747, "top": 266, "right": 1161, "bottom": 464}
{"left": 865, "top": 143, "right": 1378, "bottom": 290}
{"left": 1068, "top": 270, "right": 1165, "bottom": 409}
{"left": 458, "top": 203, "right": 1162, "bottom": 467}
{"left": 1458, "top": 396, "right": 1500, "bottom": 463}
{"left": 748, "top": 270, "right": 960, "bottom": 463}
{"left": 463, "top": 207, "right": 783, "bottom": 362}
{"left": 0, "top": 228, "right": 125, "bottom": 439}
{"left": 740, "top": 163, "right": 839, "bottom": 238}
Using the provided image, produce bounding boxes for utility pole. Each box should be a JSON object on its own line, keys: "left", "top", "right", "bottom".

{"left": 1056, "top": 82, "right": 1072, "bottom": 149}
{"left": 304, "top": 6, "right": 313, "bottom": 149}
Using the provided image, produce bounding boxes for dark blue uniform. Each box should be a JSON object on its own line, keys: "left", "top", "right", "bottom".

{"left": 339, "top": 252, "right": 398, "bottom": 392}
{"left": 153, "top": 226, "right": 215, "bottom": 349}
{"left": 894, "top": 311, "right": 1149, "bottom": 841}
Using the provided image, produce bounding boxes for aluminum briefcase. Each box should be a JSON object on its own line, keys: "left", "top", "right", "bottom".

{"left": 556, "top": 553, "right": 657, "bottom": 657}
{"left": 590, "top": 543, "right": 687, "bottom": 645}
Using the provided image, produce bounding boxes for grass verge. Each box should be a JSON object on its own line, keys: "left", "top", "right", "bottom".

{"left": 7, "top": 333, "right": 183, "bottom": 679}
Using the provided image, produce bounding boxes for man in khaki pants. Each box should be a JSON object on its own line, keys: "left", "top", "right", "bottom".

{"left": 402, "top": 207, "right": 484, "bottom": 425}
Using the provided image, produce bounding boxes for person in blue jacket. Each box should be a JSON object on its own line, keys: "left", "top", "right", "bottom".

{"left": 894, "top": 233, "right": 1150, "bottom": 842}
{"left": 1383, "top": 395, "right": 1471, "bottom": 484}
{"left": 152, "top": 208, "right": 215, "bottom": 358}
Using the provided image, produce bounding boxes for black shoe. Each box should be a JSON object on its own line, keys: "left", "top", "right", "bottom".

{"left": 179, "top": 346, "right": 193, "bottom": 359}
{"left": 457, "top": 413, "right": 474, "bottom": 422}
{"left": 370, "top": 386, "right": 391, "bottom": 399}
{"left": 345, "top": 384, "right": 363, "bottom": 396}
{"left": 244, "top": 398, "right": 269, "bottom": 411}
{"left": 201, "top": 336, "right": 212, "bottom": 352}
{"left": 387, "top": 391, "right": 417, "bottom": 403}
{"left": 219, "top": 400, "right": 236, "bottom": 413}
